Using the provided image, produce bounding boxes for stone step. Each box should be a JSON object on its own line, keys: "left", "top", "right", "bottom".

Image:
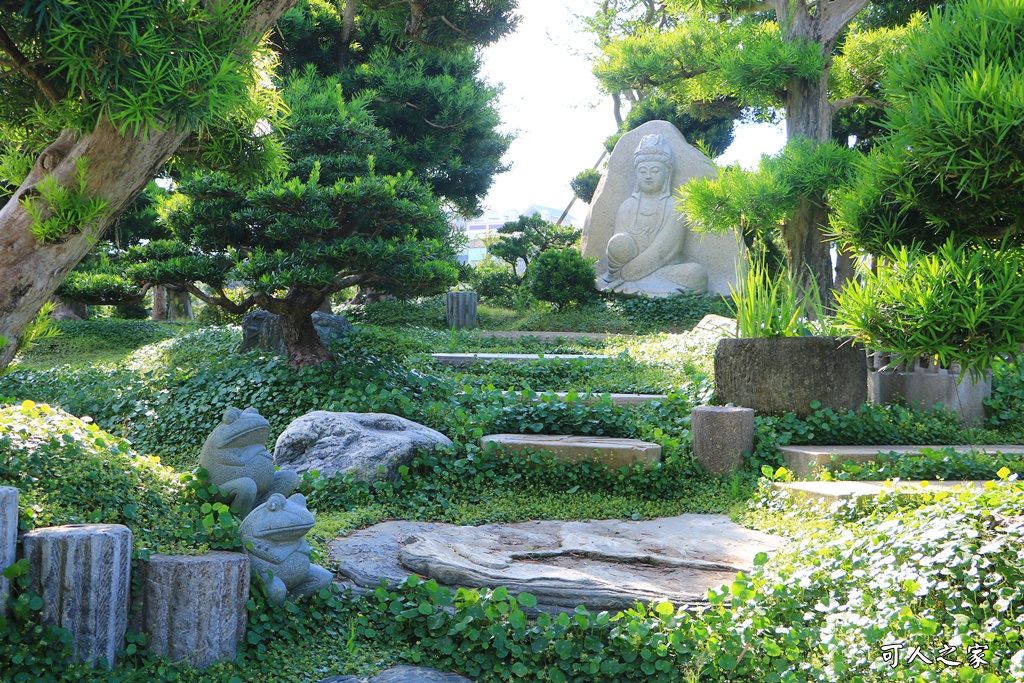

{"left": 779, "top": 444, "right": 1024, "bottom": 480}
{"left": 432, "top": 352, "right": 613, "bottom": 367}
{"left": 481, "top": 433, "right": 661, "bottom": 469}
{"left": 501, "top": 391, "right": 668, "bottom": 407}
{"left": 773, "top": 480, "right": 1005, "bottom": 505}
{"left": 474, "top": 330, "right": 635, "bottom": 341}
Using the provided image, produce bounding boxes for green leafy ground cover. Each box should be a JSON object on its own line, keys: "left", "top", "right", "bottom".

{"left": 3, "top": 320, "right": 1024, "bottom": 681}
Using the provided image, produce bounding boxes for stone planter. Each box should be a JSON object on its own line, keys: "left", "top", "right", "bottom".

{"left": 714, "top": 337, "right": 867, "bottom": 417}
{"left": 867, "top": 353, "right": 992, "bottom": 425}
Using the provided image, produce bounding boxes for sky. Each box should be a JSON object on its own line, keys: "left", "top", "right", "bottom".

{"left": 478, "top": 0, "right": 786, "bottom": 221}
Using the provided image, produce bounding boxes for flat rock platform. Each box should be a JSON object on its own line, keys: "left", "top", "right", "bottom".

{"left": 481, "top": 433, "right": 661, "bottom": 469}
{"left": 780, "top": 444, "right": 1024, "bottom": 479}
{"left": 329, "top": 515, "right": 781, "bottom": 612}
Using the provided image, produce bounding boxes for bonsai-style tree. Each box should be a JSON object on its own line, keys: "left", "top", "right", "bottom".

{"left": 484, "top": 214, "right": 582, "bottom": 287}
{"left": 131, "top": 71, "right": 463, "bottom": 367}
{"left": 833, "top": 0, "right": 1024, "bottom": 375}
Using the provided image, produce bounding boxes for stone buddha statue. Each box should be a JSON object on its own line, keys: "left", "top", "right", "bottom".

{"left": 598, "top": 134, "right": 708, "bottom": 295}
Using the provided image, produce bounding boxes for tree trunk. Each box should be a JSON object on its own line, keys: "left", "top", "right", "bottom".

{"left": 167, "top": 290, "right": 193, "bottom": 321}
{"left": 0, "top": 0, "right": 300, "bottom": 372}
{"left": 261, "top": 288, "right": 333, "bottom": 368}
{"left": 782, "top": 71, "right": 835, "bottom": 304}
{"left": 151, "top": 286, "right": 168, "bottom": 321}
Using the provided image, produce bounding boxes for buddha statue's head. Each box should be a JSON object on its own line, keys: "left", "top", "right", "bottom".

{"left": 633, "top": 134, "right": 673, "bottom": 196}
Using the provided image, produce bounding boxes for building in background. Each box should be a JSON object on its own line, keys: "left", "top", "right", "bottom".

{"left": 454, "top": 204, "right": 578, "bottom": 264}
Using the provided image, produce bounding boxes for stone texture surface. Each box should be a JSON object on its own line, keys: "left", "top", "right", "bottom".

{"left": 868, "top": 367, "right": 992, "bottom": 425}
{"left": 694, "top": 314, "right": 737, "bottom": 336}
{"left": 22, "top": 524, "right": 132, "bottom": 668}
{"left": 481, "top": 434, "right": 661, "bottom": 469}
{"left": 199, "top": 406, "right": 298, "bottom": 518}
{"left": 330, "top": 515, "right": 780, "bottom": 611}
{"left": 581, "top": 120, "right": 741, "bottom": 296}
{"left": 240, "top": 493, "right": 333, "bottom": 606}
{"left": 432, "top": 352, "right": 612, "bottom": 367}
{"left": 691, "top": 406, "right": 754, "bottom": 475}
{"left": 779, "top": 444, "right": 1024, "bottom": 480}
{"left": 446, "top": 291, "right": 478, "bottom": 330}
{"left": 0, "top": 487, "right": 16, "bottom": 616}
{"left": 715, "top": 337, "right": 867, "bottom": 417}
{"left": 318, "top": 666, "right": 476, "bottom": 683}
{"left": 130, "top": 551, "right": 249, "bottom": 670}
{"left": 275, "top": 411, "right": 453, "bottom": 482}
{"left": 239, "top": 310, "right": 354, "bottom": 357}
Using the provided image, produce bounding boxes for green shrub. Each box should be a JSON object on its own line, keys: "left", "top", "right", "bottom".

{"left": 468, "top": 256, "right": 522, "bottom": 308}
{"left": 343, "top": 295, "right": 447, "bottom": 328}
{"left": 13, "top": 319, "right": 177, "bottom": 368}
{"left": 835, "top": 240, "right": 1024, "bottom": 376}
{"left": 824, "top": 446, "right": 1024, "bottom": 481}
{"left": 526, "top": 249, "right": 598, "bottom": 311}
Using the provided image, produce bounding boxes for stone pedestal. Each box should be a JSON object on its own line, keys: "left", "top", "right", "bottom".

{"left": 691, "top": 406, "right": 754, "bottom": 475}
{"left": 131, "top": 551, "right": 250, "bottom": 670}
{"left": 445, "top": 291, "right": 478, "bottom": 330}
{"left": 0, "top": 487, "right": 17, "bottom": 616}
{"left": 22, "top": 524, "right": 132, "bottom": 668}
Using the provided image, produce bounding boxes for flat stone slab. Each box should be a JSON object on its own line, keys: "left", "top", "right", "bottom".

{"left": 780, "top": 444, "right": 1024, "bottom": 479}
{"left": 502, "top": 391, "right": 669, "bottom": 407}
{"left": 318, "top": 666, "right": 474, "bottom": 683}
{"left": 475, "top": 330, "right": 635, "bottom": 341}
{"left": 432, "top": 352, "right": 612, "bottom": 368}
{"left": 774, "top": 480, "right": 1005, "bottom": 505}
{"left": 481, "top": 434, "right": 661, "bottom": 469}
{"left": 328, "top": 515, "right": 781, "bottom": 612}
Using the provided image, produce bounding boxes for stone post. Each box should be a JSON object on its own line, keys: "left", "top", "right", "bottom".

{"left": 445, "top": 291, "right": 478, "bottom": 330}
{"left": 691, "top": 406, "right": 755, "bottom": 476}
{"left": 131, "top": 552, "right": 250, "bottom": 670}
{"left": 0, "top": 487, "right": 17, "bottom": 616}
{"left": 22, "top": 524, "right": 132, "bottom": 668}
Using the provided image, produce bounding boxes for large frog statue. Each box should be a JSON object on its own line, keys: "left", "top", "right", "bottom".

{"left": 199, "top": 407, "right": 298, "bottom": 518}
{"left": 239, "top": 492, "right": 334, "bottom": 605}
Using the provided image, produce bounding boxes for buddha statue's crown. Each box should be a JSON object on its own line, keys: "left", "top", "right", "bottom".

{"left": 634, "top": 134, "right": 672, "bottom": 166}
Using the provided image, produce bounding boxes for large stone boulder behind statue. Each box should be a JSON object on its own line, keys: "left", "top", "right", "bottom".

{"left": 581, "top": 120, "right": 741, "bottom": 296}
{"left": 239, "top": 310, "right": 354, "bottom": 356}
{"left": 274, "top": 412, "right": 453, "bottom": 483}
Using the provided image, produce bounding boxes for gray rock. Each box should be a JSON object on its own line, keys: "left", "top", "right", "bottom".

{"left": 130, "top": 551, "right": 249, "bottom": 670}
{"left": 239, "top": 493, "right": 333, "bottom": 606}
{"left": 691, "top": 406, "right": 754, "bottom": 476}
{"left": 274, "top": 412, "right": 453, "bottom": 482}
{"left": 581, "top": 120, "right": 741, "bottom": 297}
{"left": 199, "top": 406, "right": 298, "bottom": 518}
{"left": 318, "top": 667, "right": 475, "bottom": 683}
{"left": 329, "top": 515, "right": 780, "bottom": 612}
{"left": 239, "top": 310, "right": 354, "bottom": 357}
{"left": 0, "top": 487, "right": 16, "bottom": 616}
{"left": 445, "top": 291, "right": 478, "bottom": 330}
{"left": 22, "top": 524, "right": 132, "bottom": 668}
{"left": 714, "top": 337, "right": 867, "bottom": 417}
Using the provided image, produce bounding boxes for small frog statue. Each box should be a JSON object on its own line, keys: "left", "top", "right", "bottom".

{"left": 199, "top": 406, "right": 298, "bottom": 518}
{"left": 239, "top": 492, "right": 334, "bottom": 605}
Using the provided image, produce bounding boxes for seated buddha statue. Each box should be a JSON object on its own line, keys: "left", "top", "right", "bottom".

{"left": 597, "top": 134, "right": 708, "bottom": 296}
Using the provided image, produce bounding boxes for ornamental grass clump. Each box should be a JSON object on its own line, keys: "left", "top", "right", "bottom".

{"left": 728, "top": 257, "right": 830, "bottom": 338}
{"left": 834, "top": 240, "right": 1024, "bottom": 378}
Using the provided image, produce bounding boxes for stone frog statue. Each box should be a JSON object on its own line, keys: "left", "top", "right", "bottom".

{"left": 239, "top": 492, "right": 333, "bottom": 605}
{"left": 199, "top": 406, "right": 298, "bottom": 518}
